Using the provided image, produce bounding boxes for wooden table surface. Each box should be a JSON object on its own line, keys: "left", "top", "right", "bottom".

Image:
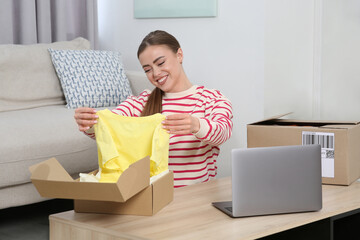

{"left": 50, "top": 177, "right": 360, "bottom": 240}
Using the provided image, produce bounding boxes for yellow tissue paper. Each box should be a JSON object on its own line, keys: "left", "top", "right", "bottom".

{"left": 93, "top": 109, "right": 169, "bottom": 183}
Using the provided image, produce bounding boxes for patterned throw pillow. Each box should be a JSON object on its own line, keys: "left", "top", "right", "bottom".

{"left": 48, "top": 49, "right": 133, "bottom": 109}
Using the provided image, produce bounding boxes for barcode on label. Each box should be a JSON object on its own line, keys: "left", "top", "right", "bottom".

{"left": 302, "top": 131, "right": 335, "bottom": 178}
{"left": 302, "top": 131, "right": 335, "bottom": 149}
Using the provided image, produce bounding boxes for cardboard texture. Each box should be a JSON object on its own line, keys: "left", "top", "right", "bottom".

{"left": 247, "top": 114, "right": 360, "bottom": 185}
{"left": 30, "top": 156, "right": 150, "bottom": 202}
{"left": 74, "top": 171, "right": 174, "bottom": 216}
{"left": 30, "top": 156, "right": 174, "bottom": 215}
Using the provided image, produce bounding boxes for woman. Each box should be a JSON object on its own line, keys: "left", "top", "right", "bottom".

{"left": 74, "top": 30, "right": 233, "bottom": 188}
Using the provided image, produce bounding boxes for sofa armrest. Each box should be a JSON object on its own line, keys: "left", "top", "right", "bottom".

{"left": 125, "top": 70, "right": 154, "bottom": 96}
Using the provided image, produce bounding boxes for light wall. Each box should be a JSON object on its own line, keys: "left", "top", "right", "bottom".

{"left": 264, "top": 0, "right": 360, "bottom": 121}
{"left": 97, "top": 0, "right": 360, "bottom": 177}
{"left": 264, "top": 0, "right": 315, "bottom": 119}
{"left": 320, "top": 0, "right": 360, "bottom": 121}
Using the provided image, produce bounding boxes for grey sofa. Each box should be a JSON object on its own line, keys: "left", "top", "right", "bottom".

{"left": 0, "top": 38, "right": 151, "bottom": 209}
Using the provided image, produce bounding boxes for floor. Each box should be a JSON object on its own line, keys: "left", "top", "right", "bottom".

{"left": 0, "top": 199, "right": 73, "bottom": 240}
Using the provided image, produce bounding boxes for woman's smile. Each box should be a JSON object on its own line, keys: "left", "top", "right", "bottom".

{"left": 156, "top": 75, "right": 168, "bottom": 85}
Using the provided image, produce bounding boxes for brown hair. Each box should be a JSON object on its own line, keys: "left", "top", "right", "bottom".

{"left": 138, "top": 30, "right": 181, "bottom": 117}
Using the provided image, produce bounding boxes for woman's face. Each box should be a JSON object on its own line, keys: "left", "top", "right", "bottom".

{"left": 139, "top": 45, "right": 184, "bottom": 93}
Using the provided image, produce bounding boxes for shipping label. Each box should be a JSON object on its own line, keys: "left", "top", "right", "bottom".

{"left": 302, "top": 131, "right": 335, "bottom": 178}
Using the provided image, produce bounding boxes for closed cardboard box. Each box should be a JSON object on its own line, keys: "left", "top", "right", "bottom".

{"left": 247, "top": 114, "right": 360, "bottom": 185}
{"left": 29, "top": 156, "right": 173, "bottom": 215}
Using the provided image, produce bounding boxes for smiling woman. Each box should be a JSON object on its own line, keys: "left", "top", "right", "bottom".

{"left": 74, "top": 30, "right": 233, "bottom": 188}
{"left": 137, "top": 30, "right": 192, "bottom": 116}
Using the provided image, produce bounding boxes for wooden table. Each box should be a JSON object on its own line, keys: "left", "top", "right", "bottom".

{"left": 49, "top": 177, "right": 360, "bottom": 240}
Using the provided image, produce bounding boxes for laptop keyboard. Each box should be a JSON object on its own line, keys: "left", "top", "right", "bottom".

{"left": 225, "top": 206, "right": 233, "bottom": 213}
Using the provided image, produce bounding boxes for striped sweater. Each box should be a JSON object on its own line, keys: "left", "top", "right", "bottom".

{"left": 86, "top": 85, "right": 233, "bottom": 188}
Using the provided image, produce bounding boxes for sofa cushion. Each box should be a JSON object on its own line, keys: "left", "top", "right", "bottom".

{"left": 48, "top": 49, "right": 133, "bottom": 109}
{"left": 0, "top": 182, "right": 47, "bottom": 210}
{"left": 0, "top": 38, "right": 90, "bottom": 112}
{"left": 0, "top": 105, "right": 98, "bottom": 188}
{"left": 125, "top": 70, "right": 154, "bottom": 96}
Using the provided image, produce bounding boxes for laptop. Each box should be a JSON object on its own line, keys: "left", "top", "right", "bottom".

{"left": 212, "top": 145, "right": 322, "bottom": 217}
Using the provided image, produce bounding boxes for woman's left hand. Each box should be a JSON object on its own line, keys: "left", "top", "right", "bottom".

{"left": 162, "top": 113, "right": 200, "bottom": 135}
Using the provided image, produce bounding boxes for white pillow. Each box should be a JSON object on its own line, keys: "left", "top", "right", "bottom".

{"left": 48, "top": 49, "right": 132, "bottom": 109}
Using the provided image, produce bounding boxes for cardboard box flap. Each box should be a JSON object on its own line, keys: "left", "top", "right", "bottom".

{"left": 321, "top": 124, "right": 359, "bottom": 130}
{"left": 29, "top": 158, "right": 73, "bottom": 182}
{"left": 115, "top": 155, "right": 150, "bottom": 201}
{"left": 249, "top": 112, "right": 359, "bottom": 127}
{"left": 251, "top": 117, "right": 359, "bottom": 128}
{"left": 30, "top": 180, "right": 123, "bottom": 201}
{"left": 29, "top": 156, "right": 150, "bottom": 202}
{"left": 152, "top": 171, "right": 174, "bottom": 214}
{"left": 249, "top": 112, "right": 292, "bottom": 125}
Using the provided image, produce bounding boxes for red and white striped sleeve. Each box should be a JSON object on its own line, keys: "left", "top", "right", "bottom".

{"left": 194, "top": 90, "right": 233, "bottom": 146}
{"left": 111, "top": 90, "right": 151, "bottom": 117}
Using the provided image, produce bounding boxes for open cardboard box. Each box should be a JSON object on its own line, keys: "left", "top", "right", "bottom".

{"left": 29, "top": 156, "right": 174, "bottom": 216}
{"left": 247, "top": 113, "right": 360, "bottom": 185}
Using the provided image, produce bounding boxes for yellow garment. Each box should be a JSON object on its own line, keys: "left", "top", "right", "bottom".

{"left": 94, "top": 109, "right": 169, "bottom": 182}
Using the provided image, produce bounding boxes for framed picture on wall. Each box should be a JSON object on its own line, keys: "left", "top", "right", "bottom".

{"left": 134, "top": 0, "right": 218, "bottom": 19}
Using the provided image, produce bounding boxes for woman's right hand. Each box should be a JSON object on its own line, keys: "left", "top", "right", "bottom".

{"left": 74, "top": 107, "right": 98, "bottom": 132}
